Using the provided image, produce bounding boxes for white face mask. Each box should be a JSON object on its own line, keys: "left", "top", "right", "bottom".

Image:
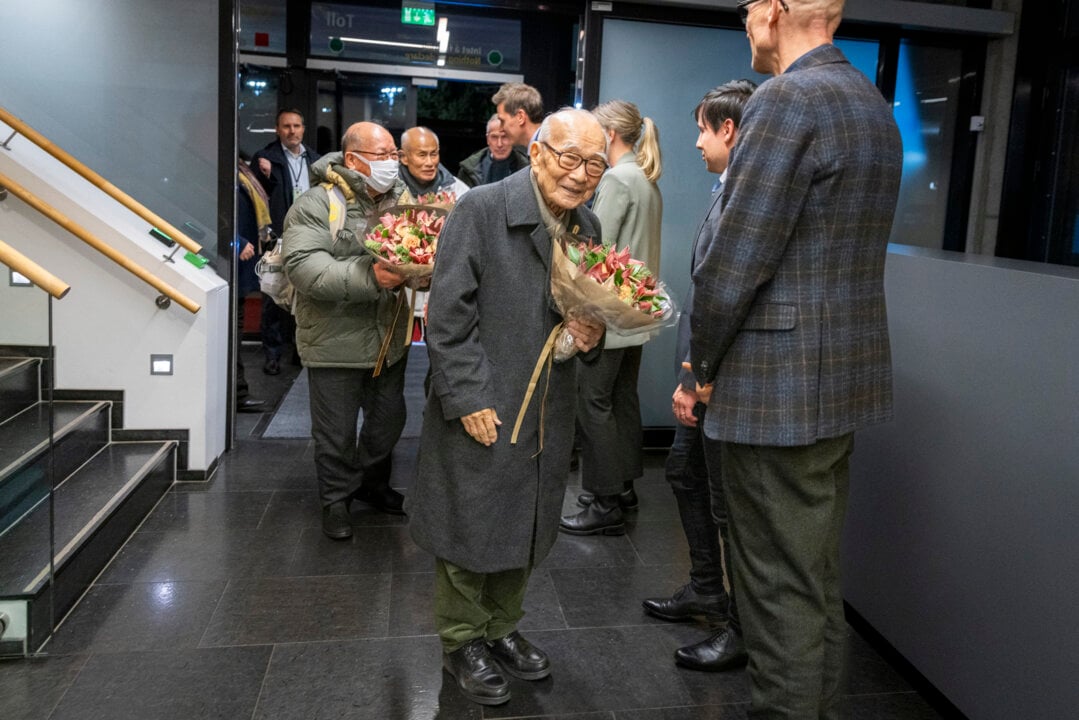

{"left": 362, "top": 158, "right": 399, "bottom": 193}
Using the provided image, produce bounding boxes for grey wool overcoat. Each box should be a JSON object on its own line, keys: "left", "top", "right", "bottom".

{"left": 406, "top": 168, "right": 602, "bottom": 573}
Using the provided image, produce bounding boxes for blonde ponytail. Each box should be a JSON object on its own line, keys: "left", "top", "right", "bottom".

{"left": 592, "top": 99, "right": 663, "bottom": 184}
{"left": 636, "top": 116, "right": 662, "bottom": 183}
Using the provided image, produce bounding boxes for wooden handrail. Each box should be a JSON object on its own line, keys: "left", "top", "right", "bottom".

{"left": 0, "top": 105, "right": 202, "bottom": 255}
{"left": 0, "top": 238, "right": 71, "bottom": 299}
{"left": 0, "top": 171, "right": 200, "bottom": 314}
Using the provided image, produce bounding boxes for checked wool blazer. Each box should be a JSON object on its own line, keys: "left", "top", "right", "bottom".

{"left": 690, "top": 44, "right": 903, "bottom": 447}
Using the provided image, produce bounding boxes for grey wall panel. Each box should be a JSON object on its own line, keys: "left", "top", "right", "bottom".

{"left": 844, "top": 245, "right": 1079, "bottom": 719}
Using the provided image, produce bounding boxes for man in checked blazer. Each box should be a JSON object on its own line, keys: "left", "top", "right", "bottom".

{"left": 690, "top": 1, "right": 903, "bottom": 717}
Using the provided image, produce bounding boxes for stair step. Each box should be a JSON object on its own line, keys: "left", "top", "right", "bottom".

{"left": 0, "top": 400, "right": 110, "bottom": 539}
{"left": 0, "top": 358, "right": 41, "bottom": 423}
{"left": 0, "top": 440, "right": 174, "bottom": 595}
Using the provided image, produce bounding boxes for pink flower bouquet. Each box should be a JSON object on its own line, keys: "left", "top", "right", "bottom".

{"left": 549, "top": 238, "right": 676, "bottom": 360}
{"left": 363, "top": 205, "right": 446, "bottom": 282}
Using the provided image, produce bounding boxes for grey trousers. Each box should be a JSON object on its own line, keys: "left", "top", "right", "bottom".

{"left": 307, "top": 357, "right": 408, "bottom": 507}
{"left": 577, "top": 346, "right": 643, "bottom": 496}
{"left": 710, "top": 433, "right": 854, "bottom": 720}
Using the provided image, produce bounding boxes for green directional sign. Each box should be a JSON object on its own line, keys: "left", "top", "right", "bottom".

{"left": 401, "top": 5, "right": 435, "bottom": 26}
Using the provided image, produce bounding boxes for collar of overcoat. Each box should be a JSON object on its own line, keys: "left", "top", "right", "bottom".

{"left": 500, "top": 167, "right": 601, "bottom": 275}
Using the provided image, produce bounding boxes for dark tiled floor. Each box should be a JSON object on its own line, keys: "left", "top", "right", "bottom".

{"left": 0, "top": 343, "right": 948, "bottom": 719}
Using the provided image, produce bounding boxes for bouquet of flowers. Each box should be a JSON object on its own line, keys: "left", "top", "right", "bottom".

{"left": 396, "top": 189, "right": 457, "bottom": 211}
{"left": 510, "top": 235, "right": 676, "bottom": 445}
{"left": 549, "top": 238, "right": 677, "bottom": 360}
{"left": 363, "top": 205, "right": 446, "bottom": 283}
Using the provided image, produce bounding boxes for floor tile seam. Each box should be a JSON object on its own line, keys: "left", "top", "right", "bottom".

{"left": 537, "top": 567, "right": 571, "bottom": 629}
{"left": 253, "top": 490, "right": 277, "bottom": 530}
{"left": 40, "top": 652, "right": 92, "bottom": 720}
{"left": 247, "top": 642, "right": 277, "bottom": 720}
{"left": 195, "top": 576, "right": 235, "bottom": 650}
{"left": 842, "top": 689, "right": 923, "bottom": 698}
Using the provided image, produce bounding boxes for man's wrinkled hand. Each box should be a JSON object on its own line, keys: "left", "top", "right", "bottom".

{"left": 671, "top": 385, "right": 698, "bottom": 427}
{"left": 565, "top": 317, "right": 604, "bottom": 353}
{"left": 257, "top": 157, "right": 271, "bottom": 178}
{"left": 681, "top": 362, "right": 713, "bottom": 405}
{"left": 373, "top": 262, "right": 406, "bottom": 289}
{"left": 239, "top": 242, "right": 256, "bottom": 261}
{"left": 461, "top": 408, "right": 501, "bottom": 446}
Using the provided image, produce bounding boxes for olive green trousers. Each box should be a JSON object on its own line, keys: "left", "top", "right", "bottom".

{"left": 434, "top": 558, "right": 531, "bottom": 653}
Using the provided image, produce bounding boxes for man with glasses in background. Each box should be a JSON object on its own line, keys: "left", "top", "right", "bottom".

{"left": 691, "top": 1, "right": 903, "bottom": 717}
{"left": 407, "top": 109, "right": 607, "bottom": 707}
{"left": 251, "top": 109, "right": 321, "bottom": 375}
{"left": 458, "top": 114, "right": 530, "bottom": 188}
{"left": 282, "top": 121, "right": 411, "bottom": 540}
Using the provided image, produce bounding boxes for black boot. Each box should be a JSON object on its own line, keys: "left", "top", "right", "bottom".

{"left": 487, "top": 631, "right": 550, "bottom": 680}
{"left": 442, "top": 639, "right": 511, "bottom": 705}
{"left": 674, "top": 625, "right": 748, "bottom": 671}
{"left": 321, "top": 501, "right": 352, "bottom": 540}
{"left": 642, "top": 583, "right": 729, "bottom": 622}
{"left": 351, "top": 483, "right": 405, "bottom": 515}
{"left": 576, "top": 484, "right": 639, "bottom": 510}
{"left": 559, "top": 495, "right": 625, "bottom": 535}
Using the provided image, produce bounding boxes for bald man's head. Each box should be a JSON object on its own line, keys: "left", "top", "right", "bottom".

{"left": 399, "top": 126, "right": 441, "bottom": 184}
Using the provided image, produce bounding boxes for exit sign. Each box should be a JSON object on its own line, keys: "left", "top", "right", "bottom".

{"left": 402, "top": 3, "right": 435, "bottom": 26}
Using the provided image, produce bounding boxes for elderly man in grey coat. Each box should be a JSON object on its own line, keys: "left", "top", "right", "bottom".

{"left": 407, "top": 108, "right": 609, "bottom": 707}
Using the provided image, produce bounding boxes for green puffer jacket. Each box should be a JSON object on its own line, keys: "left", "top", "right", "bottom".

{"left": 281, "top": 152, "right": 411, "bottom": 369}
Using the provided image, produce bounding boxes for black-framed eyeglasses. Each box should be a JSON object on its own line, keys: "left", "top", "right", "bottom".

{"left": 737, "top": 0, "right": 789, "bottom": 26}
{"left": 539, "top": 141, "right": 608, "bottom": 178}
{"left": 349, "top": 148, "right": 399, "bottom": 161}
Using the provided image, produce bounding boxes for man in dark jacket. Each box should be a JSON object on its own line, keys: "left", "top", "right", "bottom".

{"left": 397, "top": 126, "right": 469, "bottom": 198}
{"left": 407, "top": 109, "right": 607, "bottom": 707}
{"left": 250, "top": 108, "right": 321, "bottom": 375}
{"left": 458, "top": 115, "right": 529, "bottom": 188}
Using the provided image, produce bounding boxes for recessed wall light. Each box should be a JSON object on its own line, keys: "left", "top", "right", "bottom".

{"left": 150, "top": 354, "right": 174, "bottom": 376}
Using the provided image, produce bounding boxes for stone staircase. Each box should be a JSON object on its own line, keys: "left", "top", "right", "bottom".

{"left": 0, "top": 351, "right": 176, "bottom": 655}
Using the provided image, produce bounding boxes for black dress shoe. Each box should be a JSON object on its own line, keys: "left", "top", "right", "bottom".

{"left": 236, "top": 398, "right": 265, "bottom": 413}
{"left": 487, "top": 631, "right": 550, "bottom": 680}
{"left": 263, "top": 358, "right": 281, "bottom": 375}
{"left": 642, "top": 583, "right": 729, "bottom": 622}
{"left": 351, "top": 483, "right": 406, "bottom": 515}
{"left": 559, "top": 496, "right": 625, "bottom": 535}
{"left": 321, "top": 501, "right": 352, "bottom": 540}
{"left": 675, "top": 626, "right": 748, "bottom": 671}
{"left": 577, "top": 486, "right": 639, "bottom": 510}
{"left": 442, "top": 639, "right": 511, "bottom": 706}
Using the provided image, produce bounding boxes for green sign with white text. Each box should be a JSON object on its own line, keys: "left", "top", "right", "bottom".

{"left": 401, "top": 6, "right": 435, "bottom": 26}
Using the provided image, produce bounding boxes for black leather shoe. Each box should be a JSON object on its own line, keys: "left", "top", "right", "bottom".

{"left": 642, "top": 583, "right": 729, "bottom": 622}
{"left": 263, "top": 358, "right": 280, "bottom": 375}
{"left": 674, "top": 626, "right": 748, "bottom": 672}
{"left": 351, "top": 483, "right": 406, "bottom": 515}
{"left": 559, "top": 496, "right": 625, "bottom": 535}
{"left": 236, "top": 398, "right": 265, "bottom": 413}
{"left": 321, "top": 501, "right": 352, "bottom": 540}
{"left": 443, "top": 639, "right": 511, "bottom": 706}
{"left": 577, "top": 487, "right": 639, "bottom": 510}
{"left": 487, "top": 631, "right": 550, "bottom": 680}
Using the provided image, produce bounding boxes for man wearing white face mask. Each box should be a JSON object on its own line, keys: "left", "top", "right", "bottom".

{"left": 282, "top": 121, "right": 411, "bottom": 540}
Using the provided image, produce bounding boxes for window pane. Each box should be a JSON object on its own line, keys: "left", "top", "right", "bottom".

{"left": 890, "top": 42, "right": 963, "bottom": 248}
{"left": 1048, "top": 68, "right": 1079, "bottom": 266}
{"left": 239, "top": 0, "right": 287, "bottom": 54}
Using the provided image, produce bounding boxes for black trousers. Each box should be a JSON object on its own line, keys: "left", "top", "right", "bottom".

{"left": 307, "top": 358, "right": 408, "bottom": 507}
{"left": 577, "top": 346, "right": 643, "bottom": 496}
{"left": 665, "top": 402, "right": 738, "bottom": 621}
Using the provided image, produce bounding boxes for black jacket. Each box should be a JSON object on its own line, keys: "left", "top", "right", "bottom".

{"left": 249, "top": 141, "right": 322, "bottom": 236}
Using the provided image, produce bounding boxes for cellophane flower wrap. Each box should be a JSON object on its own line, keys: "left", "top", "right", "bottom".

{"left": 550, "top": 239, "right": 677, "bottom": 360}
{"left": 363, "top": 205, "right": 447, "bottom": 286}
